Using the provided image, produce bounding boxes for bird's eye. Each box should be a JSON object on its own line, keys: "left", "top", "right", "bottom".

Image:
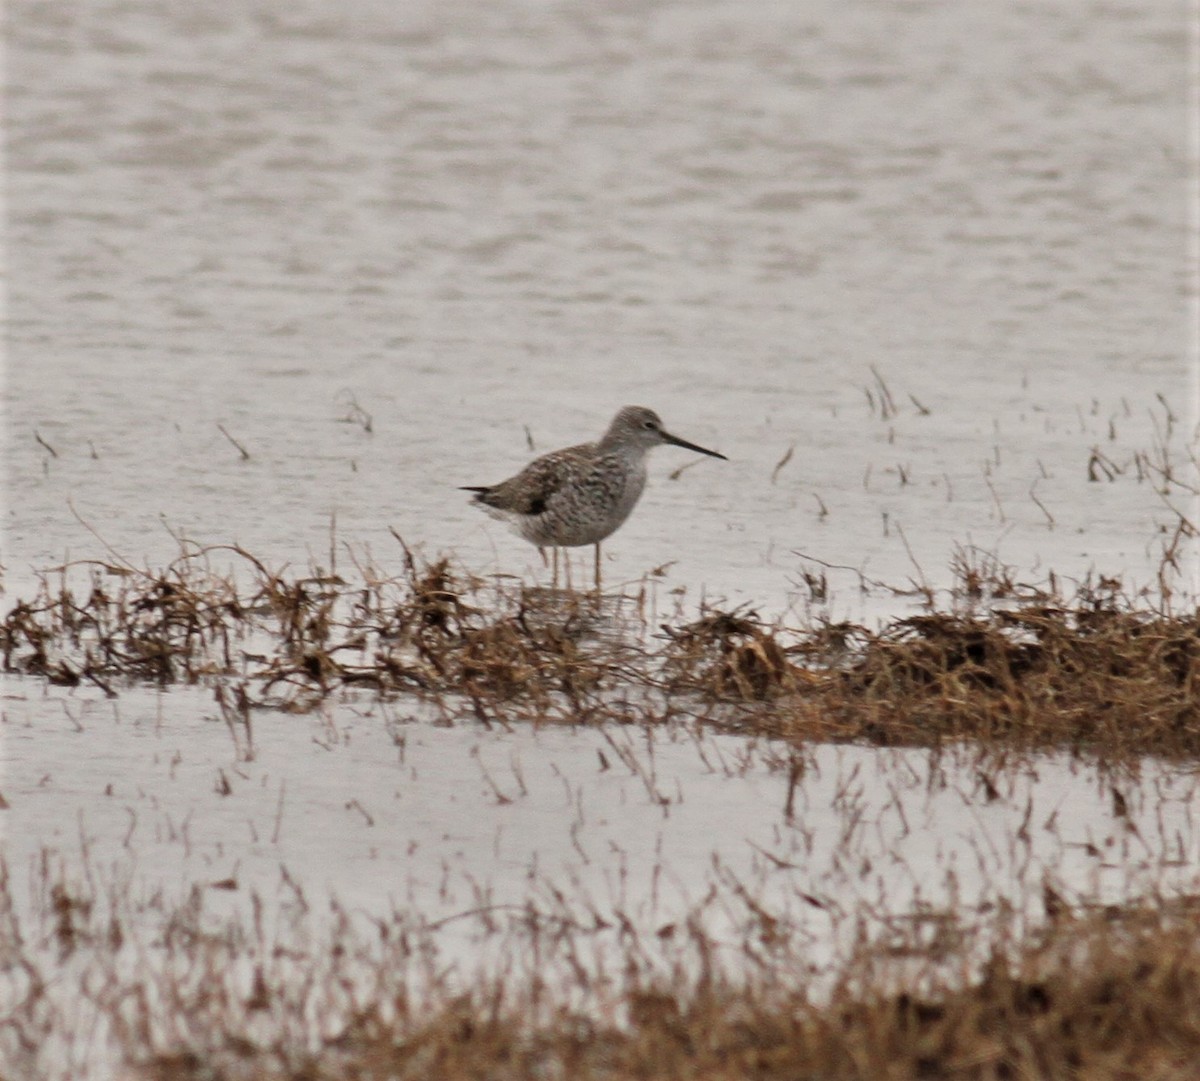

{"left": 643, "top": 419, "right": 657, "bottom": 430}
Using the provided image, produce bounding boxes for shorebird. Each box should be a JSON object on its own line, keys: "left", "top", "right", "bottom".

{"left": 462, "top": 405, "right": 727, "bottom": 590}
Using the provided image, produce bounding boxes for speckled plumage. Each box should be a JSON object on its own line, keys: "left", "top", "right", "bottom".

{"left": 462, "top": 406, "right": 726, "bottom": 581}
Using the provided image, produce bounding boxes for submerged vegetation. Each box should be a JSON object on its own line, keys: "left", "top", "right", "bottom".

{"left": 3, "top": 540, "right": 1198, "bottom": 758}
{"left": 3, "top": 540, "right": 1199, "bottom": 1078}
{"left": 3, "top": 855, "right": 1199, "bottom": 1080}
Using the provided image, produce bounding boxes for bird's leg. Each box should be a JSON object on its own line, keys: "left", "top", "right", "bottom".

{"left": 563, "top": 548, "right": 573, "bottom": 592}
{"left": 593, "top": 543, "right": 602, "bottom": 596}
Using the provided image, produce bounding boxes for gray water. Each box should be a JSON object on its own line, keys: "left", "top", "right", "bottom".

{"left": 5, "top": 0, "right": 1196, "bottom": 613}
{"left": 4, "top": 681, "right": 1198, "bottom": 1080}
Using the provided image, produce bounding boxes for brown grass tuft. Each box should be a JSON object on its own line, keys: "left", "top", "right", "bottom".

{"left": 662, "top": 610, "right": 811, "bottom": 701}
{"left": 3, "top": 546, "right": 1198, "bottom": 757}
{"left": 828, "top": 605, "right": 1200, "bottom": 755}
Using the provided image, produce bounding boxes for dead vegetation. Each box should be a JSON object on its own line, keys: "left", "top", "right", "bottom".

{"left": 824, "top": 601, "right": 1199, "bottom": 755}
{"left": 3, "top": 543, "right": 1198, "bottom": 758}
{"left": 3, "top": 856, "right": 1199, "bottom": 1081}
{"left": 4, "top": 545, "right": 1199, "bottom": 1079}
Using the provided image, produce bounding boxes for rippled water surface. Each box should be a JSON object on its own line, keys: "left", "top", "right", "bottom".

{"left": 6, "top": 0, "right": 1196, "bottom": 611}
{"left": 4, "top": 681, "right": 1198, "bottom": 960}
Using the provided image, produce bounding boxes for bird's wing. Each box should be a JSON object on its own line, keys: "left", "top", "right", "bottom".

{"left": 477, "top": 444, "right": 593, "bottom": 516}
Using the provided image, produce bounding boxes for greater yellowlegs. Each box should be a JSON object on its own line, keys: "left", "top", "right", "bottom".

{"left": 462, "top": 405, "right": 727, "bottom": 590}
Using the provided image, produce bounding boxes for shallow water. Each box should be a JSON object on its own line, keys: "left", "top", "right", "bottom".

{"left": 4, "top": 0, "right": 1196, "bottom": 617}
{"left": 5, "top": 680, "right": 1198, "bottom": 965}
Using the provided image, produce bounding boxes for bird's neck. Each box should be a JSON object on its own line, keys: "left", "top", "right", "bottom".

{"left": 596, "top": 431, "right": 645, "bottom": 461}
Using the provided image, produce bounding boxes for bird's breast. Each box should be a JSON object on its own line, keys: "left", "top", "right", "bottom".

{"left": 520, "top": 454, "right": 647, "bottom": 547}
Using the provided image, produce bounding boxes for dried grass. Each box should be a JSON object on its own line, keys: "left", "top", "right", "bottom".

{"left": 3, "top": 860, "right": 1198, "bottom": 1081}
{"left": 4, "top": 546, "right": 1199, "bottom": 1078}
{"left": 3, "top": 545, "right": 1197, "bottom": 758}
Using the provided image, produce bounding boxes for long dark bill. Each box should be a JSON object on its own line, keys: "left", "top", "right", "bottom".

{"left": 662, "top": 431, "right": 727, "bottom": 460}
